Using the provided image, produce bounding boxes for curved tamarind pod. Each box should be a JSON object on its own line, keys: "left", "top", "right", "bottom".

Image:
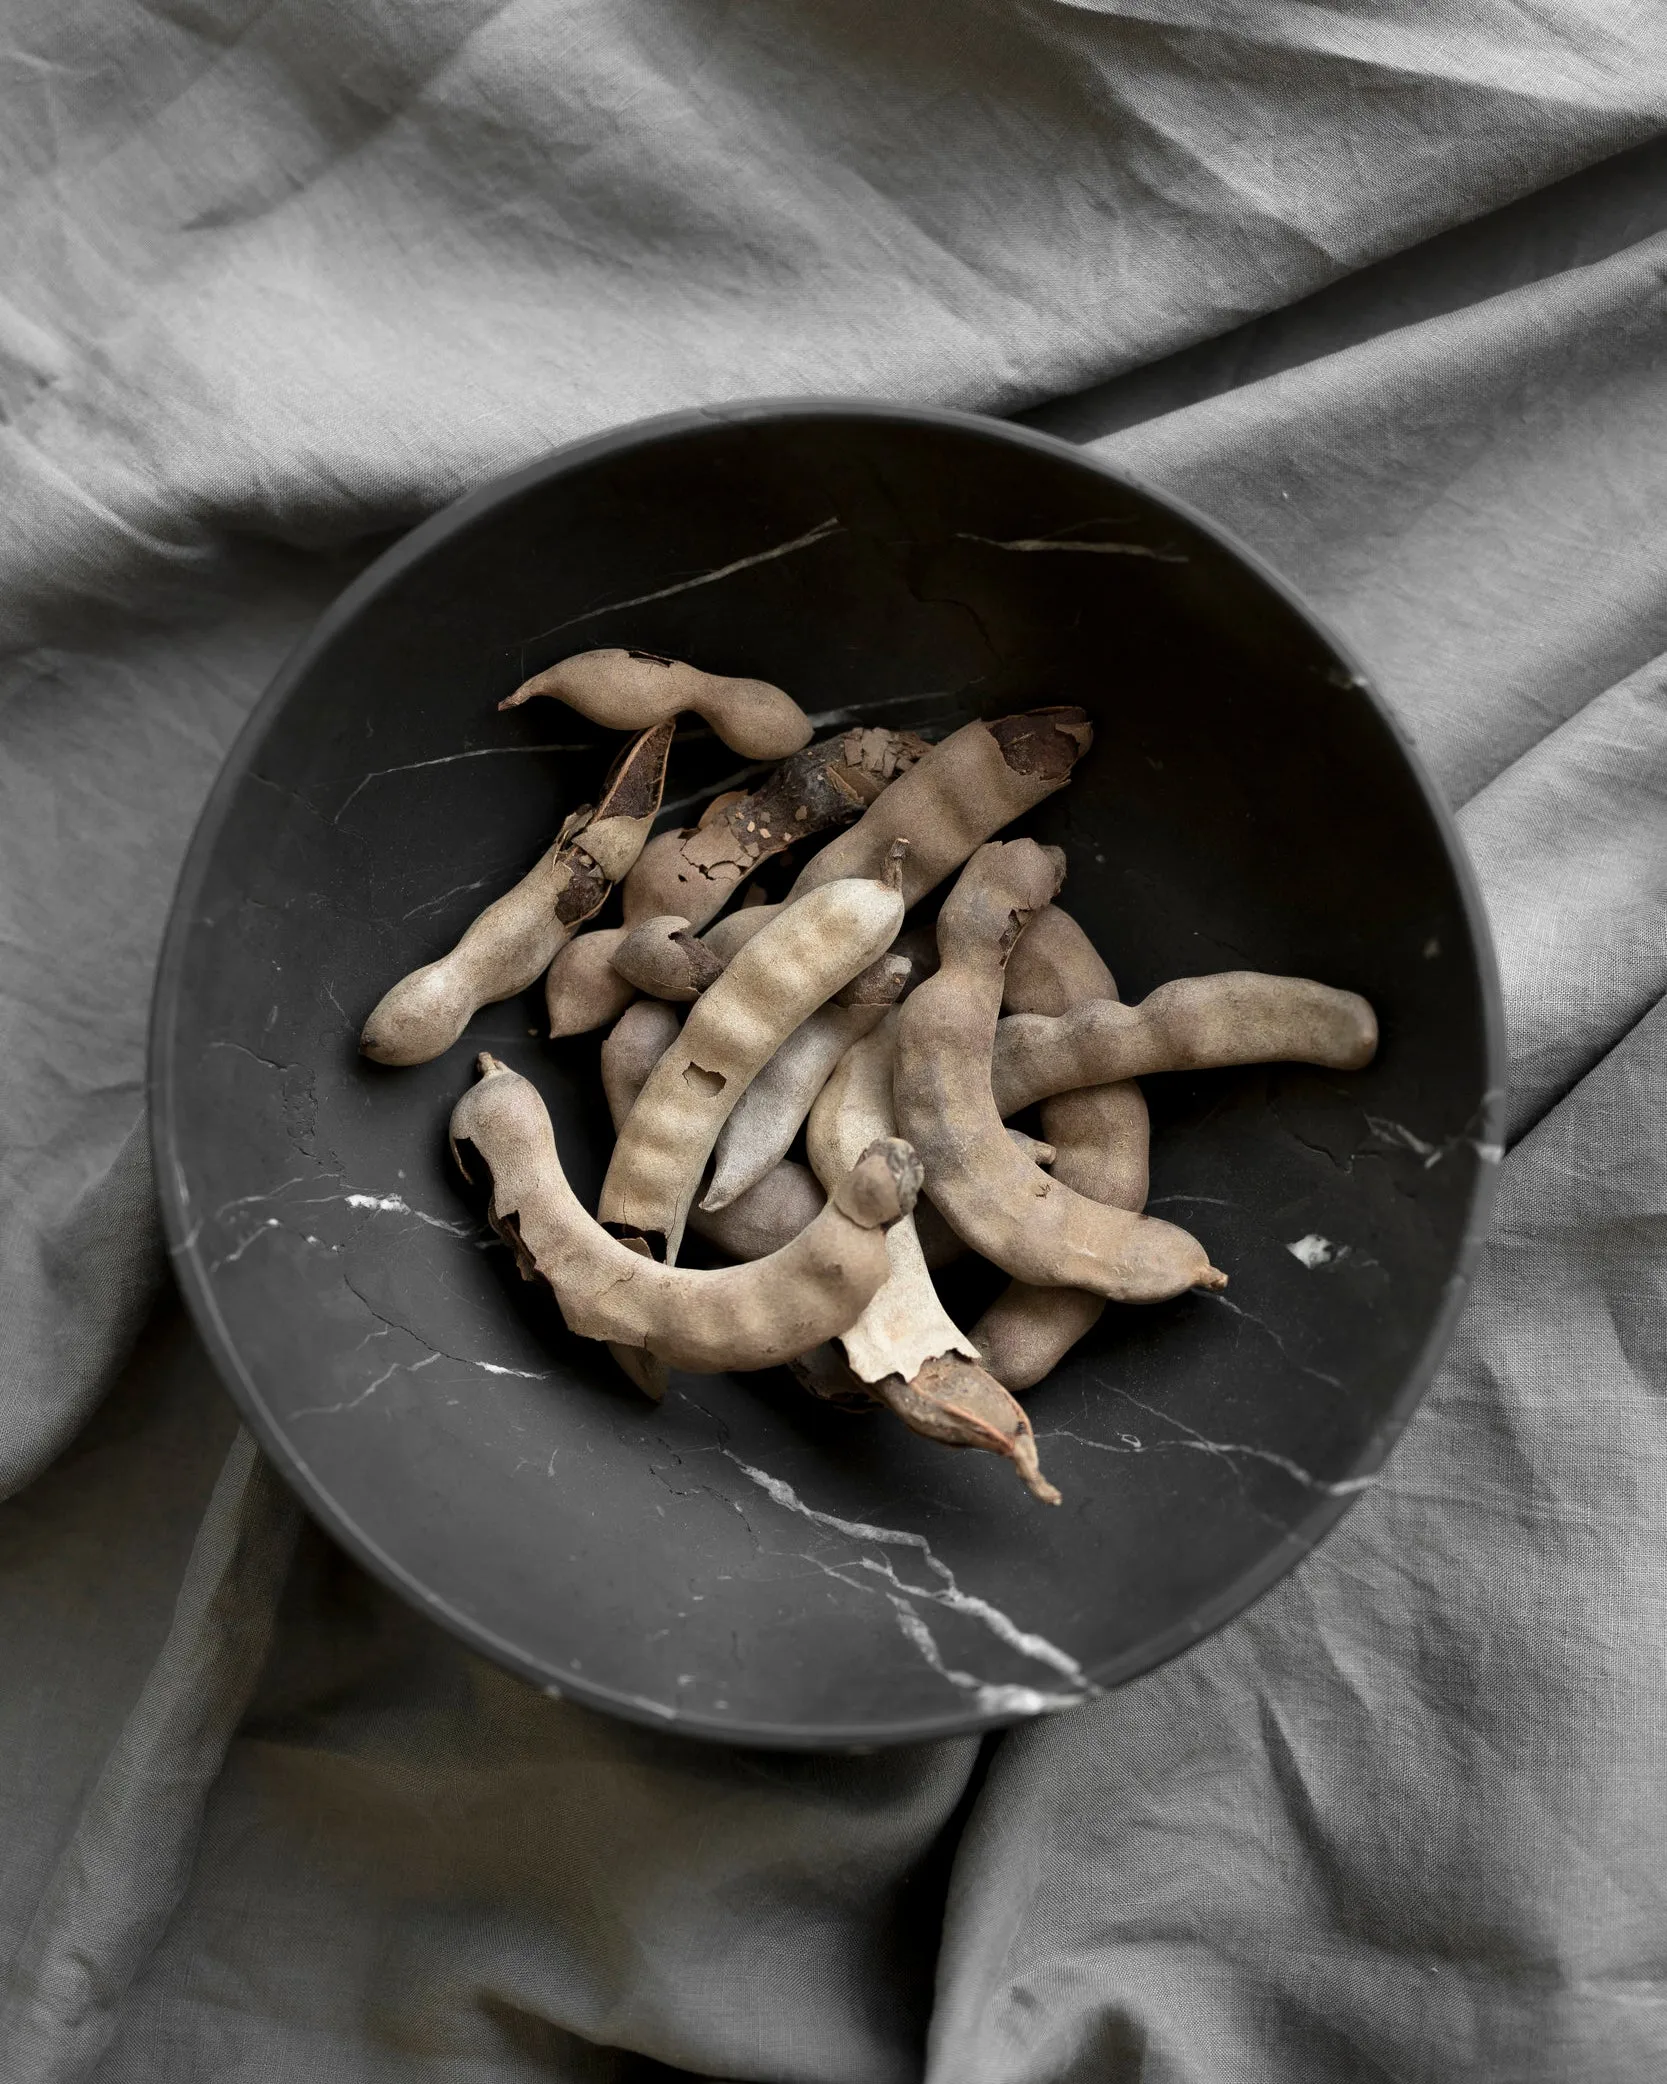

{"left": 619, "top": 728, "right": 928, "bottom": 934}
{"left": 975, "top": 903, "right": 1150, "bottom": 1391}
{"left": 612, "top": 916, "right": 727, "bottom": 1002}
{"left": 450, "top": 1057, "right": 918, "bottom": 1384}
{"left": 360, "top": 722, "right": 672, "bottom": 1066}
{"left": 501, "top": 648, "right": 812, "bottom": 759}
{"left": 989, "top": 974, "right": 1380, "bottom": 1116}
{"left": 700, "top": 946, "right": 918, "bottom": 1212}
{"left": 601, "top": 855, "right": 907, "bottom": 1263}
{"left": 895, "top": 841, "right": 1226, "bottom": 1302}
{"left": 805, "top": 1015, "right": 1058, "bottom": 1504}
{"left": 600, "top": 999, "right": 826, "bottom": 1268}
{"left": 701, "top": 708, "right": 1092, "bottom": 959}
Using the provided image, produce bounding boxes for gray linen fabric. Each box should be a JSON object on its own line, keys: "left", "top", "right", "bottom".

{"left": 2, "top": 5, "right": 1666, "bottom": 2078}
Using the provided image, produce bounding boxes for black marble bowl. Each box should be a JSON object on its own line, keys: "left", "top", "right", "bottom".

{"left": 152, "top": 403, "right": 1503, "bottom": 1748}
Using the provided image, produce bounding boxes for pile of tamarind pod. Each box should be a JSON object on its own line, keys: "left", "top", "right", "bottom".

{"left": 362, "top": 647, "right": 1380, "bottom": 1510}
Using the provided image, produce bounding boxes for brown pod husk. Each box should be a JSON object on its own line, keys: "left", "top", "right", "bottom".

{"left": 612, "top": 916, "right": 728, "bottom": 1002}
{"left": 618, "top": 726, "right": 928, "bottom": 934}
{"left": 702, "top": 707, "right": 1093, "bottom": 959}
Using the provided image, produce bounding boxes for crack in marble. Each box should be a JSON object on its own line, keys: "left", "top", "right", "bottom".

{"left": 521, "top": 516, "right": 844, "bottom": 643}
{"left": 208, "top": 1038, "right": 296, "bottom": 1074}
{"left": 196, "top": 1177, "right": 494, "bottom": 1260}
{"left": 1204, "top": 1292, "right": 1344, "bottom": 1390}
{"left": 204, "top": 1216, "right": 340, "bottom": 1275}
{"left": 721, "top": 1455, "right": 1095, "bottom": 1699}
{"left": 291, "top": 1350, "right": 440, "bottom": 1419}
{"left": 1045, "top": 1418, "right": 1375, "bottom": 1499}
{"left": 311, "top": 1276, "right": 553, "bottom": 1401}
{"left": 885, "top": 1598, "right": 1087, "bottom": 1717}
{"left": 954, "top": 528, "right": 1187, "bottom": 564}
{"left": 334, "top": 742, "right": 591, "bottom": 824}
{"left": 400, "top": 873, "right": 499, "bottom": 922}
{"left": 803, "top": 687, "right": 970, "bottom": 733}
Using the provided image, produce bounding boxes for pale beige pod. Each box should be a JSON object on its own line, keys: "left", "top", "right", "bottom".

{"left": 700, "top": 944, "right": 921, "bottom": 1212}
{"left": 600, "top": 852, "right": 907, "bottom": 1263}
{"left": 599, "top": 998, "right": 826, "bottom": 1266}
{"left": 501, "top": 647, "right": 813, "bottom": 759}
{"left": 988, "top": 974, "right": 1380, "bottom": 1115}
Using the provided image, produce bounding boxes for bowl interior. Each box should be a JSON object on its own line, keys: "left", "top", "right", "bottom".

{"left": 154, "top": 404, "right": 1501, "bottom": 1746}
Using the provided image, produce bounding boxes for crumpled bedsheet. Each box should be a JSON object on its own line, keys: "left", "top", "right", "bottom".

{"left": 1, "top": 5, "right": 1665, "bottom": 2078}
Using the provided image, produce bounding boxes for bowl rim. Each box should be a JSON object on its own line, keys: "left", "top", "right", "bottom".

{"left": 149, "top": 397, "right": 1508, "bottom": 1749}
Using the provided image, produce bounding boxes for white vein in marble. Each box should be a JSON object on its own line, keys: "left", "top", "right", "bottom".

{"left": 954, "top": 528, "right": 1186, "bottom": 563}
{"left": 1057, "top": 1377, "right": 1375, "bottom": 1499}
{"left": 527, "top": 515, "right": 844, "bottom": 641}
{"left": 722, "top": 1454, "right": 1096, "bottom": 1705}
{"left": 291, "top": 1350, "right": 440, "bottom": 1418}
{"left": 335, "top": 741, "right": 590, "bottom": 823}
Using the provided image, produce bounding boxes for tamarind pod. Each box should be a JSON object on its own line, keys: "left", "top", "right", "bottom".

{"left": 601, "top": 998, "right": 827, "bottom": 1267}
{"left": 600, "top": 998, "right": 683, "bottom": 1129}
{"left": 784, "top": 1344, "right": 1058, "bottom": 1503}
{"left": 699, "top": 708, "right": 1092, "bottom": 959}
{"left": 895, "top": 841, "right": 1225, "bottom": 1303}
{"left": 500, "top": 648, "right": 813, "bottom": 760}
{"left": 613, "top": 916, "right": 727, "bottom": 1002}
{"left": 700, "top": 999, "right": 893, "bottom": 1211}
{"left": 451, "top": 1057, "right": 917, "bottom": 1383}
{"left": 600, "top": 856, "right": 907, "bottom": 1264}
{"left": 690, "top": 1161, "right": 825, "bottom": 1262}
{"left": 976, "top": 903, "right": 1150, "bottom": 1391}
{"left": 620, "top": 728, "right": 929, "bottom": 934}
{"left": 869, "top": 1358, "right": 1059, "bottom": 1506}
{"left": 543, "top": 732, "right": 920, "bottom": 1034}
{"left": 360, "top": 722, "right": 673, "bottom": 1067}
{"left": 791, "top": 709, "right": 1091, "bottom": 904}
{"left": 805, "top": 1016, "right": 1058, "bottom": 1504}
{"left": 808, "top": 1018, "right": 981, "bottom": 1384}
{"left": 989, "top": 974, "right": 1380, "bottom": 1117}
{"left": 699, "top": 947, "right": 916, "bottom": 1212}
{"left": 544, "top": 927, "right": 637, "bottom": 1039}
